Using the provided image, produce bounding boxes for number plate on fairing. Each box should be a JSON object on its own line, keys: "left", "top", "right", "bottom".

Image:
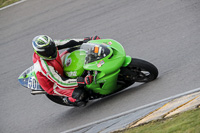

{"left": 27, "top": 77, "right": 40, "bottom": 90}
{"left": 18, "top": 66, "right": 43, "bottom": 91}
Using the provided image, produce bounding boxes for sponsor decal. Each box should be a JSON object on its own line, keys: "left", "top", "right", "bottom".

{"left": 66, "top": 58, "right": 72, "bottom": 67}
{"left": 108, "top": 41, "right": 112, "bottom": 45}
{"left": 102, "top": 41, "right": 112, "bottom": 45}
{"left": 97, "top": 60, "right": 105, "bottom": 68}
{"left": 97, "top": 80, "right": 106, "bottom": 83}
{"left": 66, "top": 71, "right": 77, "bottom": 77}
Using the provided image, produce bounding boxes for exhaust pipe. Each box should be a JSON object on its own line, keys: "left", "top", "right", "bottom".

{"left": 31, "top": 90, "right": 47, "bottom": 95}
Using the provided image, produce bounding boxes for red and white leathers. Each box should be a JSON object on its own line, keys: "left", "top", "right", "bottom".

{"left": 33, "top": 39, "right": 84, "bottom": 102}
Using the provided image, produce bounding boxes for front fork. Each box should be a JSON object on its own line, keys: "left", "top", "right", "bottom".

{"left": 87, "top": 70, "right": 98, "bottom": 84}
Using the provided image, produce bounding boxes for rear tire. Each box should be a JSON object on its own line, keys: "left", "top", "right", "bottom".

{"left": 46, "top": 94, "right": 73, "bottom": 106}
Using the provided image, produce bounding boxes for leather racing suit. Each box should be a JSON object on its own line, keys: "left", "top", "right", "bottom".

{"left": 33, "top": 38, "right": 89, "bottom": 103}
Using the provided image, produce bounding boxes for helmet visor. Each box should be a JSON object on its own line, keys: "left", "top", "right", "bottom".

{"left": 37, "top": 41, "right": 57, "bottom": 59}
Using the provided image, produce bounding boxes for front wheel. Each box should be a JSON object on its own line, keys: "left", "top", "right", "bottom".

{"left": 127, "top": 58, "right": 158, "bottom": 82}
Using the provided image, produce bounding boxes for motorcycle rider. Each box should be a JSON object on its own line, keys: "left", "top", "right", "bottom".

{"left": 32, "top": 35, "right": 100, "bottom": 107}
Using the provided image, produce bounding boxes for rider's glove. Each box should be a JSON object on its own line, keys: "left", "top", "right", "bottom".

{"left": 77, "top": 75, "right": 93, "bottom": 85}
{"left": 83, "top": 36, "right": 101, "bottom": 43}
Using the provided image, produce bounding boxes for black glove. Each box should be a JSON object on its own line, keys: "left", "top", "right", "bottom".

{"left": 83, "top": 36, "right": 101, "bottom": 43}
{"left": 77, "top": 75, "right": 93, "bottom": 85}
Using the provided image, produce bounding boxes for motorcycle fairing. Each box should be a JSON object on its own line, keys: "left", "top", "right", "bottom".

{"left": 18, "top": 66, "right": 43, "bottom": 91}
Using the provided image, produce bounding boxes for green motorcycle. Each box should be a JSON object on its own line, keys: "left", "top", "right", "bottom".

{"left": 18, "top": 39, "right": 158, "bottom": 106}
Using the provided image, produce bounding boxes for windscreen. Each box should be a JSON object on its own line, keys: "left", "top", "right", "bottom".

{"left": 80, "top": 43, "right": 110, "bottom": 64}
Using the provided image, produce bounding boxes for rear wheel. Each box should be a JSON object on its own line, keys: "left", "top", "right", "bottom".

{"left": 46, "top": 94, "right": 73, "bottom": 106}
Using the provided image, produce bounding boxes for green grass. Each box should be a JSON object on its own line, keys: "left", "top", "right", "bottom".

{"left": 120, "top": 108, "right": 200, "bottom": 133}
{"left": 0, "top": 0, "right": 20, "bottom": 8}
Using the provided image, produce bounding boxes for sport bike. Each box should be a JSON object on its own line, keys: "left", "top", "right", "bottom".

{"left": 18, "top": 39, "right": 158, "bottom": 107}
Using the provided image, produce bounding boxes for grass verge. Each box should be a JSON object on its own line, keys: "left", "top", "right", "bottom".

{"left": 0, "top": 0, "right": 20, "bottom": 8}
{"left": 117, "top": 108, "right": 200, "bottom": 133}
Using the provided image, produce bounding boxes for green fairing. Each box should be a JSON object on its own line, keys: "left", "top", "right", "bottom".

{"left": 63, "top": 39, "right": 129, "bottom": 95}
{"left": 123, "top": 55, "right": 132, "bottom": 67}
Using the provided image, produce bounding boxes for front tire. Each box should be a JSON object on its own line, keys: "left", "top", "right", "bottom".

{"left": 128, "top": 58, "right": 158, "bottom": 82}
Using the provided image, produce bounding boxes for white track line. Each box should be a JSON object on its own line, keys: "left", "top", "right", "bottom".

{"left": 0, "top": 0, "right": 27, "bottom": 11}
{"left": 61, "top": 87, "right": 200, "bottom": 133}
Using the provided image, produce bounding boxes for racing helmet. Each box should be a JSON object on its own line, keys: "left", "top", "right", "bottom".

{"left": 32, "top": 35, "right": 57, "bottom": 60}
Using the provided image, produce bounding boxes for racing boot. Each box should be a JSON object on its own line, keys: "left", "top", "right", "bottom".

{"left": 64, "top": 97, "right": 88, "bottom": 107}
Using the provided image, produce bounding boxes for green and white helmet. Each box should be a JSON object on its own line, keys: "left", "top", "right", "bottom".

{"left": 32, "top": 35, "right": 57, "bottom": 60}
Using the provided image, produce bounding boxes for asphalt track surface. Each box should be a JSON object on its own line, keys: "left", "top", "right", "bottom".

{"left": 1, "top": 0, "right": 200, "bottom": 133}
